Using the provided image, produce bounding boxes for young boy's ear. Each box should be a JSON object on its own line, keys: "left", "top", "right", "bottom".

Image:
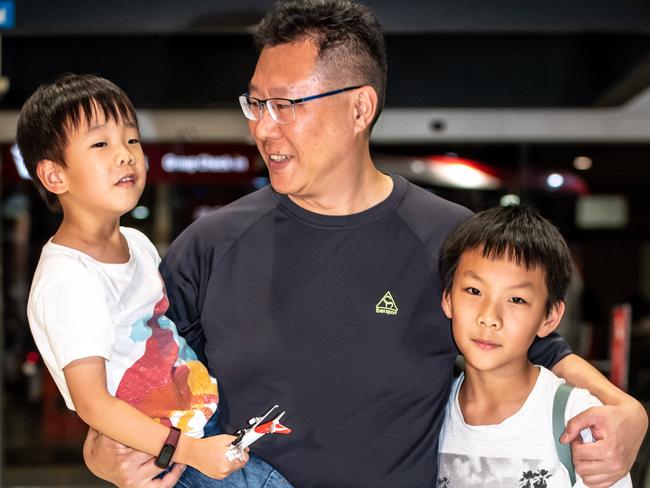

{"left": 36, "top": 159, "right": 67, "bottom": 195}
{"left": 536, "top": 301, "right": 566, "bottom": 338}
{"left": 441, "top": 290, "right": 453, "bottom": 320}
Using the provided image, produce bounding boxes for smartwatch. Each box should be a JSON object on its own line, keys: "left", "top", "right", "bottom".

{"left": 155, "top": 426, "right": 181, "bottom": 469}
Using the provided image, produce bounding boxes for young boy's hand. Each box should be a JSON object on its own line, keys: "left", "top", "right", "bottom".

{"left": 193, "top": 434, "right": 248, "bottom": 479}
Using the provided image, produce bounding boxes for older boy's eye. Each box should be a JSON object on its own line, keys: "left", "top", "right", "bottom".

{"left": 510, "top": 296, "right": 528, "bottom": 305}
{"left": 464, "top": 287, "right": 480, "bottom": 296}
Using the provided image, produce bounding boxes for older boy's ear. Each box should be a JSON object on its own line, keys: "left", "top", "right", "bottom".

{"left": 441, "top": 291, "right": 453, "bottom": 320}
{"left": 537, "top": 301, "right": 566, "bottom": 338}
{"left": 36, "top": 159, "right": 67, "bottom": 194}
{"left": 352, "top": 86, "right": 378, "bottom": 134}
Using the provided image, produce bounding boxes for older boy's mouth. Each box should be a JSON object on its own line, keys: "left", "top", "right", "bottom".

{"left": 472, "top": 339, "right": 501, "bottom": 350}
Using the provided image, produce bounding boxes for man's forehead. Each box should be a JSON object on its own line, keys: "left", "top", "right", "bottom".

{"left": 249, "top": 40, "right": 321, "bottom": 94}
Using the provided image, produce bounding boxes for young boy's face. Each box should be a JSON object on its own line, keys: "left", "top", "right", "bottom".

{"left": 441, "top": 248, "right": 564, "bottom": 375}
{"left": 47, "top": 107, "right": 145, "bottom": 218}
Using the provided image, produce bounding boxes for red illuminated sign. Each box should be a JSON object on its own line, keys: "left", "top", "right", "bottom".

{"left": 610, "top": 303, "right": 631, "bottom": 391}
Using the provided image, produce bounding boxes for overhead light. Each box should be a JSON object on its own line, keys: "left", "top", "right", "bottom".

{"left": 410, "top": 160, "right": 426, "bottom": 174}
{"left": 374, "top": 154, "right": 502, "bottom": 190}
{"left": 500, "top": 194, "right": 520, "bottom": 206}
{"left": 427, "top": 155, "right": 501, "bottom": 189}
{"left": 573, "top": 156, "right": 593, "bottom": 171}
{"left": 547, "top": 173, "right": 564, "bottom": 189}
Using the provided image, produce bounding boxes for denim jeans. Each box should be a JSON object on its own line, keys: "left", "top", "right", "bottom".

{"left": 174, "top": 415, "right": 294, "bottom": 488}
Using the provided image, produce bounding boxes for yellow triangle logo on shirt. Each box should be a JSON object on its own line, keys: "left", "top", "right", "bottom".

{"left": 376, "top": 291, "right": 398, "bottom": 316}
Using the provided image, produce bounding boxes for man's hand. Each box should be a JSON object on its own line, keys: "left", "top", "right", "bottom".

{"left": 83, "top": 427, "right": 183, "bottom": 488}
{"left": 562, "top": 402, "right": 647, "bottom": 488}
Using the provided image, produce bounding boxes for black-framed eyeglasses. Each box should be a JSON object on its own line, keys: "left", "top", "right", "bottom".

{"left": 238, "top": 85, "right": 362, "bottom": 124}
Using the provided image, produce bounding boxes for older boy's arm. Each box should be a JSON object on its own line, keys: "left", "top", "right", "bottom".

{"left": 83, "top": 429, "right": 183, "bottom": 488}
{"left": 552, "top": 353, "right": 647, "bottom": 488}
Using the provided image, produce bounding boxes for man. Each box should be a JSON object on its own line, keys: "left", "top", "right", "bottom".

{"left": 84, "top": 1, "right": 647, "bottom": 487}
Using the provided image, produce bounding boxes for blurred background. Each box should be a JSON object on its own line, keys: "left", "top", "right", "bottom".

{"left": 2, "top": 0, "right": 650, "bottom": 485}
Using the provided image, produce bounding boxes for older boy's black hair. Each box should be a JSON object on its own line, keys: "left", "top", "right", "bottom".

{"left": 254, "top": 0, "right": 387, "bottom": 129}
{"left": 439, "top": 205, "right": 572, "bottom": 313}
{"left": 16, "top": 74, "right": 138, "bottom": 212}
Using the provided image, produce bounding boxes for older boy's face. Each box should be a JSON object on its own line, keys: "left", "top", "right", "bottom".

{"left": 57, "top": 109, "right": 145, "bottom": 218}
{"left": 442, "top": 248, "right": 564, "bottom": 376}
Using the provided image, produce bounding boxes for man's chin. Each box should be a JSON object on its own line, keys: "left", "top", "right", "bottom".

{"left": 268, "top": 176, "right": 294, "bottom": 196}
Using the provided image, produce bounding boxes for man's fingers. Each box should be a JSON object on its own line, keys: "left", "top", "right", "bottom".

{"left": 572, "top": 441, "right": 628, "bottom": 487}
{"left": 149, "top": 463, "right": 184, "bottom": 488}
{"left": 571, "top": 438, "right": 607, "bottom": 462}
{"left": 129, "top": 457, "right": 167, "bottom": 481}
{"left": 561, "top": 408, "right": 596, "bottom": 443}
{"left": 579, "top": 471, "right": 623, "bottom": 488}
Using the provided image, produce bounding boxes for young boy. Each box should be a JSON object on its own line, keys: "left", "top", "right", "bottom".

{"left": 437, "top": 205, "right": 632, "bottom": 487}
{"left": 19, "top": 74, "right": 250, "bottom": 482}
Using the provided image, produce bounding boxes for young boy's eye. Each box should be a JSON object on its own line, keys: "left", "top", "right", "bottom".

{"left": 510, "top": 296, "right": 528, "bottom": 305}
{"left": 464, "top": 287, "right": 480, "bottom": 296}
{"left": 91, "top": 141, "right": 107, "bottom": 148}
{"left": 128, "top": 138, "right": 140, "bottom": 145}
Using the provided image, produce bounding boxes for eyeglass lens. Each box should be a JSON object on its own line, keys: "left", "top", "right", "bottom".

{"left": 239, "top": 96, "right": 296, "bottom": 124}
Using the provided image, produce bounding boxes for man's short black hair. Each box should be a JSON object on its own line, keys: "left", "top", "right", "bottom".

{"left": 254, "top": 0, "right": 387, "bottom": 129}
{"left": 16, "top": 73, "right": 138, "bottom": 212}
{"left": 439, "top": 205, "right": 572, "bottom": 313}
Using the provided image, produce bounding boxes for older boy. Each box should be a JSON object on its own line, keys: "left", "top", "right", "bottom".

{"left": 438, "top": 205, "right": 632, "bottom": 487}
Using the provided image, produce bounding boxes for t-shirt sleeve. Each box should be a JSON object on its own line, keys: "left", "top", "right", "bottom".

{"left": 528, "top": 332, "right": 572, "bottom": 369}
{"left": 35, "top": 261, "right": 115, "bottom": 369}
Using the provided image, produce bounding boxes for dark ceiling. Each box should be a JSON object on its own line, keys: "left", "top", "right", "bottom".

{"left": 4, "top": 0, "right": 650, "bottom": 110}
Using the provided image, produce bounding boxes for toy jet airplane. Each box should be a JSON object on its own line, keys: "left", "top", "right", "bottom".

{"left": 225, "top": 405, "right": 292, "bottom": 462}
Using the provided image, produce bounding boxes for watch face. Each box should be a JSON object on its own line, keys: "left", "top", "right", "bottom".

{"left": 155, "top": 444, "right": 175, "bottom": 469}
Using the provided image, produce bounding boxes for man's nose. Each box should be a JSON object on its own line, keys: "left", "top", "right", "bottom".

{"left": 252, "top": 104, "right": 281, "bottom": 140}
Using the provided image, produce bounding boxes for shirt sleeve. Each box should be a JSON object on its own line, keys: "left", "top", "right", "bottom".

{"left": 528, "top": 332, "right": 572, "bottom": 369}
{"left": 159, "top": 226, "right": 207, "bottom": 363}
{"left": 36, "top": 261, "right": 115, "bottom": 369}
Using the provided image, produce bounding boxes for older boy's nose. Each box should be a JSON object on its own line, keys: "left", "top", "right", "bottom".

{"left": 477, "top": 304, "right": 502, "bottom": 329}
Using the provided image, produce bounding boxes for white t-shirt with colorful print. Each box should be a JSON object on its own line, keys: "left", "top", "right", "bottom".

{"left": 27, "top": 227, "right": 218, "bottom": 438}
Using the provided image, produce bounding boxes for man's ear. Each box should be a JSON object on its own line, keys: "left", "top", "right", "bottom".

{"left": 352, "top": 86, "right": 378, "bottom": 134}
{"left": 441, "top": 290, "right": 453, "bottom": 320}
{"left": 537, "top": 301, "right": 566, "bottom": 338}
{"left": 36, "top": 159, "right": 67, "bottom": 195}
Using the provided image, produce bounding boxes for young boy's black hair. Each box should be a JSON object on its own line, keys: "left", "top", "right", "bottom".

{"left": 439, "top": 205, "right": 572, "bottom": 313}
{"left": 16, "top": 74, "right": 138, "bottom": 211}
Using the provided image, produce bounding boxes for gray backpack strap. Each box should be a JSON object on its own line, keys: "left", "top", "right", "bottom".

{"left": 553, "top": 383, "right": 576, "bottom": 485}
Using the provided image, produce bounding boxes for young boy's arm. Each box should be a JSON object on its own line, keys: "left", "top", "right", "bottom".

{"left": 64, "top": 356, "right": 247, "bottom": 481}
{"left": 552, "top": 353, "right": 647, "bottom": 488}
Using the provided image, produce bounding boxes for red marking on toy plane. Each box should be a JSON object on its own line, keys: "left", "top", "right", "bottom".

{"left": 254, "top": 419, "right": 292, "bottom": 435}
